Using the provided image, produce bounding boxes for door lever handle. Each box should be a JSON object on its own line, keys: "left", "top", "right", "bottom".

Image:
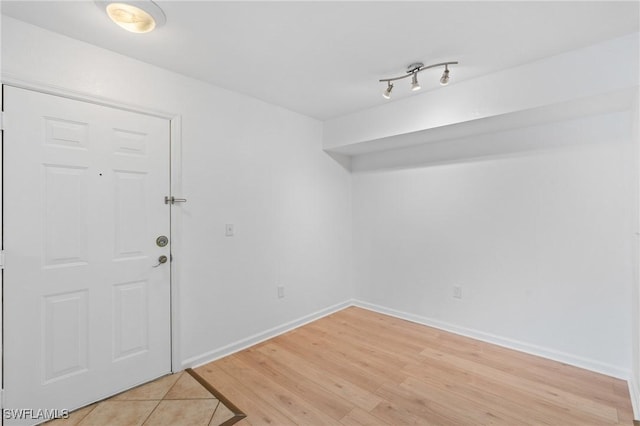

{"left": 153, "top": 255, "right": 168, "bottom": 267}
{"left": 164, "top": 196, "right": 187, "bottom": 205}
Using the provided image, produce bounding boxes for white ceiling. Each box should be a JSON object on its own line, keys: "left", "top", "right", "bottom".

{"left": 2, "top": 1, "right": 638, "bottom": 120}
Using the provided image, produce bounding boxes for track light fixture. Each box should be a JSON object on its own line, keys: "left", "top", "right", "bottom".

{"left": 380, "top": 61, "right": 458, "bottom": 99}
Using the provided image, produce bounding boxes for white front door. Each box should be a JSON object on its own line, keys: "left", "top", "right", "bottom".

{"left": 3, "top": 86, "right": 172, "bottom": 425}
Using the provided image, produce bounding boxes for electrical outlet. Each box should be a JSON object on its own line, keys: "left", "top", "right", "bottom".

{"left": 453, "top": 285, "right": 463, "bottom": 299}
{"left": 277, "top": 285, "right": 285, "bottom": 299}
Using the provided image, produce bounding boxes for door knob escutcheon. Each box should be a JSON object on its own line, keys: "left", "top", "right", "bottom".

{"left": 153, "top": 255, "right": 168, "bottom": 267}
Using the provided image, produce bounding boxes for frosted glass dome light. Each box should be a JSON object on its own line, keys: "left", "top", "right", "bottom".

{"left": 96, "top": 1, "right": 166, "bottom": 34}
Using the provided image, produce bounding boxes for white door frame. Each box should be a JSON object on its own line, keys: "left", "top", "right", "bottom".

{"left": 0, "top": 75, "right": 184, "bottom": 381}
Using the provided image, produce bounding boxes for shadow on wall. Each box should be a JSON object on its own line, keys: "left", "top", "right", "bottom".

{"left": 325, "top": 151, "right": 352, "bottom": 172}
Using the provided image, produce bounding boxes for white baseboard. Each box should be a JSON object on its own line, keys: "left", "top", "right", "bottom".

{"left": 353, "top": 300, "right": 631, "bottom": 380}
{"left": 629, "top": 377, "right": 640, "bottom": 420}
{"left": 181, "top": 299, "right": 353, "bottom": 369}
{"left": 181, "top": 298, "right": 630, "bottom": 386}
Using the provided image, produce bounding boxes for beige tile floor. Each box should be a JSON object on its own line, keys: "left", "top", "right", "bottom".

{"left": 43, "top": 371, "right": 239, "bottom": 426}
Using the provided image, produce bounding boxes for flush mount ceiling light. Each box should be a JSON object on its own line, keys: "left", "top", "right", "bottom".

{"left": 380, "top": 61, "right": 458, "bottom": 99}
{"left": 95, "top": 1, "right": 166, "bottom": 33}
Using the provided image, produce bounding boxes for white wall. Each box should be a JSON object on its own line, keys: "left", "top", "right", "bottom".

{"left": 632, "top": 87, "right": 640, "bottom": 413}
{"left": 1, "top": 17, "right": 353, "bottom": 367}
{"left": 352, "top": 111, "right": 634, "bottom": 377}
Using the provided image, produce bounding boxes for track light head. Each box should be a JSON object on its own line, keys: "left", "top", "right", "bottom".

{"left": 440, "top": 66, "right": 450, "bottom": 86}
{"left": 382, "top": 82, "right": 394, "bottom": 99}
{"left": 410, "top": 73, "right": 421, "bottom": 91}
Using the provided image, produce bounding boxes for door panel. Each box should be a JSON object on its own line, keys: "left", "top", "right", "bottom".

{"left": 113, "top": 280, "right": 149, "bottom": 360}
{"left": 43, "top": 165, "right": 90, "bottom": 267}
{"left": 114, "top": 170, "right": 148, "bottom": 257}
{"left": 3, "top": 86, "right": 171, "bottom": 425}
{"left": 42, "top": 290, "right": 89, "bottom": 384}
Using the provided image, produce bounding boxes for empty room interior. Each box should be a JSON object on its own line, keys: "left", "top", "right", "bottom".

{"left": 1, "top": 1, "right": 640, "bottom": 425}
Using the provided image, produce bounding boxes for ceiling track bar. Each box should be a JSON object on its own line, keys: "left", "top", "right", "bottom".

{"left": 379, "top": 61, "right": 459, "bottom": 83}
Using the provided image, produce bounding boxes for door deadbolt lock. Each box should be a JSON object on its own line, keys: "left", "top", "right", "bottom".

{"left": 156, "top": 235, "right": 169, "bottom": 247}
{"left": 153, "top": 255, "right": 168, "bottom": 267}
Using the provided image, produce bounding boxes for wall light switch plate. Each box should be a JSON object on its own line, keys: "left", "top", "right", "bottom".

{"left": 453, "top": 285, "right": 463, "bottom": 299}
{"left": 225, "top": 224, "right": 234, "bottom": 237}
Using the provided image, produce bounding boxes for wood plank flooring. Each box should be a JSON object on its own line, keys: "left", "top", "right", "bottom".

{"left": 194, "top": 307, "right": 634, "bottom": 425}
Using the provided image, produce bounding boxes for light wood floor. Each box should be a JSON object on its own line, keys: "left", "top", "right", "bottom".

{"left": 195, "top": 306, "right": 634, "bottom": 425}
